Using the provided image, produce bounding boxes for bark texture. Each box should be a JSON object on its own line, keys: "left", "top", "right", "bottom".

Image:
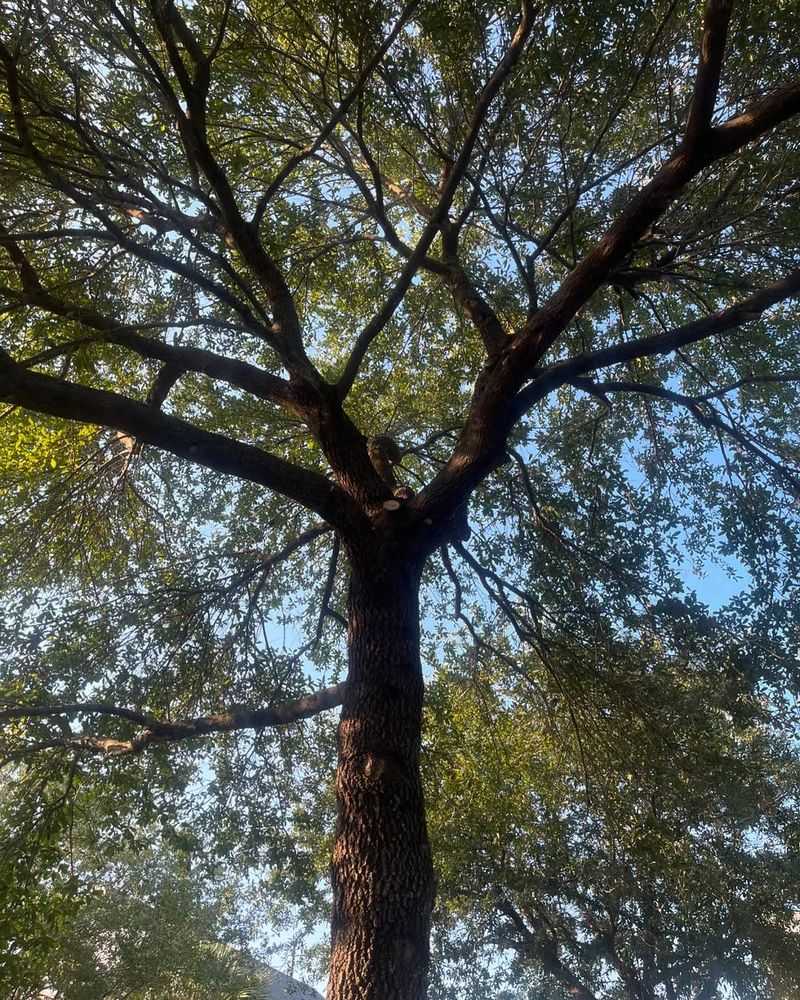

{"left": 328, "top": 550, "right": 434, "bottom": 1000}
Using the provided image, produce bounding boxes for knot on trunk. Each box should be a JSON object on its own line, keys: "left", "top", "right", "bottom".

{"left": 339, "top": 750, "right": 410, "bottom": 790}
{"left": 369, "top": 435, "right": 418, "bottom": 511}
{"left": 368, "top": 434, "right": 401, "bottom": 488}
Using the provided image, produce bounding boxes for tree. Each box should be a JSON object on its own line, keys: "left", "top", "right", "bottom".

{"left": 1, "top": 0, "right": 799, "bottom": 997}
{"left": 425, "top": 655, "right": 800, "bottom": 999}
{"left": 12, "top": 843, "right": 261, "bottom": 1000}
{"left": 0, "top": 749, "right": 267, "bottom": 999}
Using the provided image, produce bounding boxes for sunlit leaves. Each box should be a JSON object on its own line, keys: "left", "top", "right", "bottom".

{"left": 1, "top": 0, "right": 800, "bottom": 995}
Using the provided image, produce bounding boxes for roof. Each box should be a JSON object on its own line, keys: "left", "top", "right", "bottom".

{"left": 252, "top": 965, "right": 324, "bottom": 1000}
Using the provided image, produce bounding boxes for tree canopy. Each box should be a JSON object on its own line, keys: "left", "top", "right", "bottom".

{"left": 425, "top": 656, "right": 800, "bottom": 999}
{"left": 1, "top": 0, "right": 800, "bottom": 997}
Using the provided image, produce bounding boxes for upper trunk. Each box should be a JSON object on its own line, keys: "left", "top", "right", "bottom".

{"left": 328, "top": 546, "right": 434, "bottom": 1000}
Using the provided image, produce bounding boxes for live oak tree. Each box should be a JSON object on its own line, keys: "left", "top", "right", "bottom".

{"left": 1, "top": 0, "right": 800, "bottom": 998}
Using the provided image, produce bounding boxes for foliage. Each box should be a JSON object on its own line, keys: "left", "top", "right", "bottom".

{"left": 0, "top": 0, "right": 800, "bottom": 996}
{"left": 425, "top": 653, "right": 800, "bottom": 999}
{"left": 1, "top": 773, "right": 267, "bottom": 1000}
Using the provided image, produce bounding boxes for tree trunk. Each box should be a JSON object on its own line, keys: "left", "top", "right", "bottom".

{"left": 328, "top": 551, "right": 434, "bottom": 1000}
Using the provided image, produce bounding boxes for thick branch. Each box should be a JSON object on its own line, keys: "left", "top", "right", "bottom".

{"left": 512, "top": 67, "right": 800, "bottom": 369}
{"left": 416, "top": 256, "right": 800, "bottom": 530}
{"left": 1, "top": 682, "right": 348, "bottom": 759}
{"left": 0, "top": 229, "right": 384, "bottom": 513}
{"left": 685, "top": 1, "right": 733, "bottom": 146}
{"left": 0, "top": 351, "right": 355, "bottom": 527}
{"left": 416, "top": 31, "right": 800, "bottom": 529}
{"left": 0, "top": 229, "right": 293, "bottom": 406}
{"left": 526, "top": 267, "right": 800, "bottom": 395}
{"left": 0, "top": 54, "right": 388, "bottom": 512}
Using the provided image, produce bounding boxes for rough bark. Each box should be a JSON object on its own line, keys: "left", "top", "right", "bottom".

{"left": 328, "top": 547, "right": 434, "bottom": 1000}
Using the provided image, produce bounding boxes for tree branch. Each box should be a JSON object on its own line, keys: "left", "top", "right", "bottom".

{"left": 524, "top": 267, "right": 800, "bottom": 398}
{"left": 441, "top": 227, "right": 508, "bottom": 355}
{"left": 1, "top": 682, "right": 348, "bottom": 759}
{"left": 0, "top": 226, "right": 294, "bottom": 406}
{"left": 0, "top": 47, "right": 389, "bottom": 513}
{"left": 335, "top": 0, "right": 535, "bottom": 397}
{"left": 0, "top": 351, "right": 355, "bottom": 527}
{"left": 511, "top": 56, "right": 799, "bottom": 369}
{"left": 495, "top": 896, "right": 600, "bottom": 1000}
{"left": 685, "top": 1, "right": 733, "bottom": 146}
{"left": 143, "top": 0, "right": 309, "bottom": 368}
{"left": 253, "top": 0, "right": 421, "bottom": 224}
{"left": 573, "top": 376, "right": 800, "bottom": 496}
{"left": 338, "top": 131, "right": 508, "bottom": 355}
{"left": 415, "top": 21, "right": 800, "bottom": 529}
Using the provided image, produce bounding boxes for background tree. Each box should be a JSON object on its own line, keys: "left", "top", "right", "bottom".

{"left": 0, "top": 748, "right": 272, "bottom": 999}
{"left": 1, "top": 1, "right": 800, "bottom": 998}
{"left": 425, "top": 652, "right": 800, "bottom": 999}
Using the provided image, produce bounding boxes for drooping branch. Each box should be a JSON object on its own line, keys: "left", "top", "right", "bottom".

{"left": 300, "top": 533, "right": 346, "bottom": 651}
{"left": 232, "top": 523, "right": 333, "bottom": 601}
{"left": 1, "top": 703, "right": 161, "bottom": 728}
{"left": 1, "top": 682, "right": 348, "bottom": 760}
{"left": 237, "top": 522, "right": 332, "bottom": 570}
{"left": 506, "top": 448, "right": 647, "bottom": 594}
{"left": 523, "top": 267, "right": 800, "bottom": 401}
{"left": 452, "top": 539, "right": 541, "bottom": 641}
{"left": 571, "top": 376, "right": 800, "bottom": 496}
{"left": 695, "top": 370, "right": 800, "bottom": 401}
